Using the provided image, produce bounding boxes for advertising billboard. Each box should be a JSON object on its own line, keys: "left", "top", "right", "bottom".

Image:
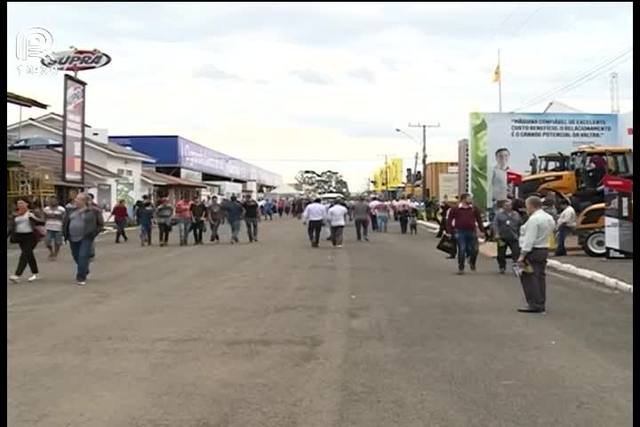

{"left": 469, "top": 112, "right": 619, "bottom": 211}
{"left": 371, "top": 158, "right": 403, "bottom": 192}
{"left": 62, "top": 75, "right": 87, "bottom": 183}
{"left": 438, "top": 173, "right": 458, "bottom": 201}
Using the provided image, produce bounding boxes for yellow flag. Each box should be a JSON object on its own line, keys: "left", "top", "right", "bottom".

{"left": 492, "top": 63, "right": 501, "bottom": 83}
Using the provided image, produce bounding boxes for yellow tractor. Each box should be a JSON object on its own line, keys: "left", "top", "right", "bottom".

{"left": 518, "top": 146, "right": 633, "bottom": 257}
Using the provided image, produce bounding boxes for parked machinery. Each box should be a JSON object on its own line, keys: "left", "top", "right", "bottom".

{"left": 519, "top": 146, "right": 633, "bottom": 257}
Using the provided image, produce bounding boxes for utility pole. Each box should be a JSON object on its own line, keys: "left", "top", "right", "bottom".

{"left": 413, "top": 152, "right": 418, "bottom": 187}
{"left": 409, "top": 122, "right": 440, "bottom": 207}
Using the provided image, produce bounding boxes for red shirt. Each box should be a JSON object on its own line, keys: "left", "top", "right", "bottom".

{"left": 446, "top": 204, "right": 483, "bottom": 233}
{"left": 111, "top": 205, "right": 129, "bottom": 221}
{"left": 175, "top": 200, "right": 193, "bottom": 219}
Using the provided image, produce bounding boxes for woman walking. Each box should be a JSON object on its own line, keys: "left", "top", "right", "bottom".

{"left": 8, "top": 199, "right": 45, "bottom": 283}
{"left": 155, "top": 198, "right": 174, "bottom": 247}
{"left": 62, "top": 193, "right": 104, "bottom": 286}
{"left": 108, "top": 199, "right": 129, "bottom": 243}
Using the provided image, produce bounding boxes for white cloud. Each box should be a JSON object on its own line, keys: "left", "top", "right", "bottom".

{"left": 291, "top": 69, "right": 333, "bottom": 85}
{"left": 193, "top": 65, "right": 244, "bottom": 81}
{"left": 346, "top": 68, "right": 376, "bottom": 83}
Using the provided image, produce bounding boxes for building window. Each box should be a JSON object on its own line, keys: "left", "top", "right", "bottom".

{"left": 117, "top": 169, "right": 125, "bottom": 176}
{"left": 126, "top": 170, "right": 133, "bottom": 177}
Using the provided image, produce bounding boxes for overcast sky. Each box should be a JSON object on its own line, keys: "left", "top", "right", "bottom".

{"left": 7, "top": 2, "right": 633, "bottom": 190}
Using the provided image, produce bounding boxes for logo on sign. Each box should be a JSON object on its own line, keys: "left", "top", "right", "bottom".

{"left": 16, "top": 27, "right": 54, "bottom": 61}
{"left": 42, "top": 48, "right": 111, "bottom": 71}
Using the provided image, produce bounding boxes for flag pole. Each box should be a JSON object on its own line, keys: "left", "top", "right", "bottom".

{"left": 498, "top": 49, "right": 502, "bottom": 113}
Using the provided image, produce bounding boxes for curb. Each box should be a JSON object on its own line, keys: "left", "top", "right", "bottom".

{"left": 546, "top": 259, "right": 633, "bottom": 293}
{"left": 419, "top": 221, "right": 632, "bottom": 293}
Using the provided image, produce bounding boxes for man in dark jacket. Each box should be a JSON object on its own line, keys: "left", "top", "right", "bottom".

{"left": 446, "top": 193, "right": 485, "bottom": 275}
{"left": 492, "top": 199, "right": 522, "bottom": 274}
{"left": 190, "top": 197, "right": 207, "bottom": 245}
{"left": 436, "top": 196, "right": 450, "bottom": 238}
{"left": 222, "top": 195, "right": 245, "bottom": 244}
{"left": 206, "top": 196, "right": 223, "bottom": 243}
{"left": 63, "top": 193, "right": 104, "bottom": 286}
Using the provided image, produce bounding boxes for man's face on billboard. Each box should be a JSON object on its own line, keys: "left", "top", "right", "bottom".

{"left": 495, "top": 150, "right": 510, "bottom": 169}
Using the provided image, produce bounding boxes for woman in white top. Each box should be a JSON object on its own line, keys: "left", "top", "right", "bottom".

{"left": 8, "top": 199, "right": 45, "bottom": 283}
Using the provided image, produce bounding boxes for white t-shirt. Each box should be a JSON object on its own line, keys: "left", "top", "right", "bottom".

{"left": 44, "top": 206, "right": 66, "bottom": 231}
{"left": 15, "top": 212, "right": 33, "bottom": 234}
{"left": 302, "top": 203, "right": 327, "bottom": 221}
{"left": 327, "top": 204, "right": 348, "bottom": 226}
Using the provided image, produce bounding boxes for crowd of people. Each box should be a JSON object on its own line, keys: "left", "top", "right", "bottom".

{"left": 8, "top": 193, "right": 103, "bottom": 286}
{"left": 7, "top": 193, "right": 264, "bottom": 286}
{"left": 9, "top": 189, "right": 577, "bottom": 313}
{"left": 300, "top": 195, "right": 421, "bottom": 248}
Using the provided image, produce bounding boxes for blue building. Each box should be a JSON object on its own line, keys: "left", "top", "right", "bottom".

{"left": 109, "top": 135, "right": 281, "bottom": 193}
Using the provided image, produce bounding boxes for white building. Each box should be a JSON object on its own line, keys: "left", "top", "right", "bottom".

{"left": 7, "top": 113, "right": 156, "bottom": 211}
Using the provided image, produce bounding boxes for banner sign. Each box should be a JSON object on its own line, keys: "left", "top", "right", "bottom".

{"left": 438, "top": 173, "right": 458, "bottom": 200}
{"left": 42, "top": 48, "right": 111, "bottom": 72}
{"left": 62, "top": 75, "right": 86, "bottom": 183}
{"left": 469, "top": 112, "right": 619, "bottom": 211}
{"left": 177, "top": 137, "right": 280, "bottom": 185}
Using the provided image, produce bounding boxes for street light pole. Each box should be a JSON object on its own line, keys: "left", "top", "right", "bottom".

{"left": 408, "top": 122, "right": 440, "bottom": 206}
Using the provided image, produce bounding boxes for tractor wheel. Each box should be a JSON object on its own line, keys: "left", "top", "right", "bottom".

{"left": 583, "top": 230, "right": 606, "bottom": 257}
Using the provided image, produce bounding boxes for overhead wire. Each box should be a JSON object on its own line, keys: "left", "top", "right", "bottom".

{"left": 512, "top": 47, "right": 633, "bottom": 112}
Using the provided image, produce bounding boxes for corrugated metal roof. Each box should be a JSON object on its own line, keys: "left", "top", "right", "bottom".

{"left": 7, "top": 92, "right": 48, "bottom": 109}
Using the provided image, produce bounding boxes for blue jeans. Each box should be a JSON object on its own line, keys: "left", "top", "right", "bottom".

{"left": 230, "top": 220, "right": 241, "bottom": 242}
{"left": 555, "top": 225, "right": 572, "bottom": 255}
{"left": 178, "top": 219, "right": 191, "bottom": 245}
{"left": 46, "top": 230, "right": 63, "bottom": 247}
{"left": 69, "top": 237, "right": 94, "bottom": 281}
{"left": 377, "top": 215, "right": 389, "bottom": 232}
{"left": 455, "top": 230, "right": 478, "bottom": 271}
{"left": 245, "top": 218, "right": 258, "bottom": 241}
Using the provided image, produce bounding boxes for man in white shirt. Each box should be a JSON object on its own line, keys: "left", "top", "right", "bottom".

{"left": 43, "top": 197, "right": 66, "bottom": 261}
{"left": 555, "top": 198, "right": 576, "bottom": 256}
{"left": 327, "top": 198, "right": 349, "bottom": 248}
{"left": 516, "top": 196, "right": 556, "bottom": 313}
{"left": 302, "top": 198, "right": 326, "bottom": 248}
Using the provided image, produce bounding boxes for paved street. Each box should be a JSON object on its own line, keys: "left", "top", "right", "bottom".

{"left": 8, "top": 218, "right": 632, "bottom": 427}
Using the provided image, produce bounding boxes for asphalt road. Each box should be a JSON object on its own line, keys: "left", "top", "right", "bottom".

{"left": 7, "top": 218, "right": 633, "bottom": 427}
